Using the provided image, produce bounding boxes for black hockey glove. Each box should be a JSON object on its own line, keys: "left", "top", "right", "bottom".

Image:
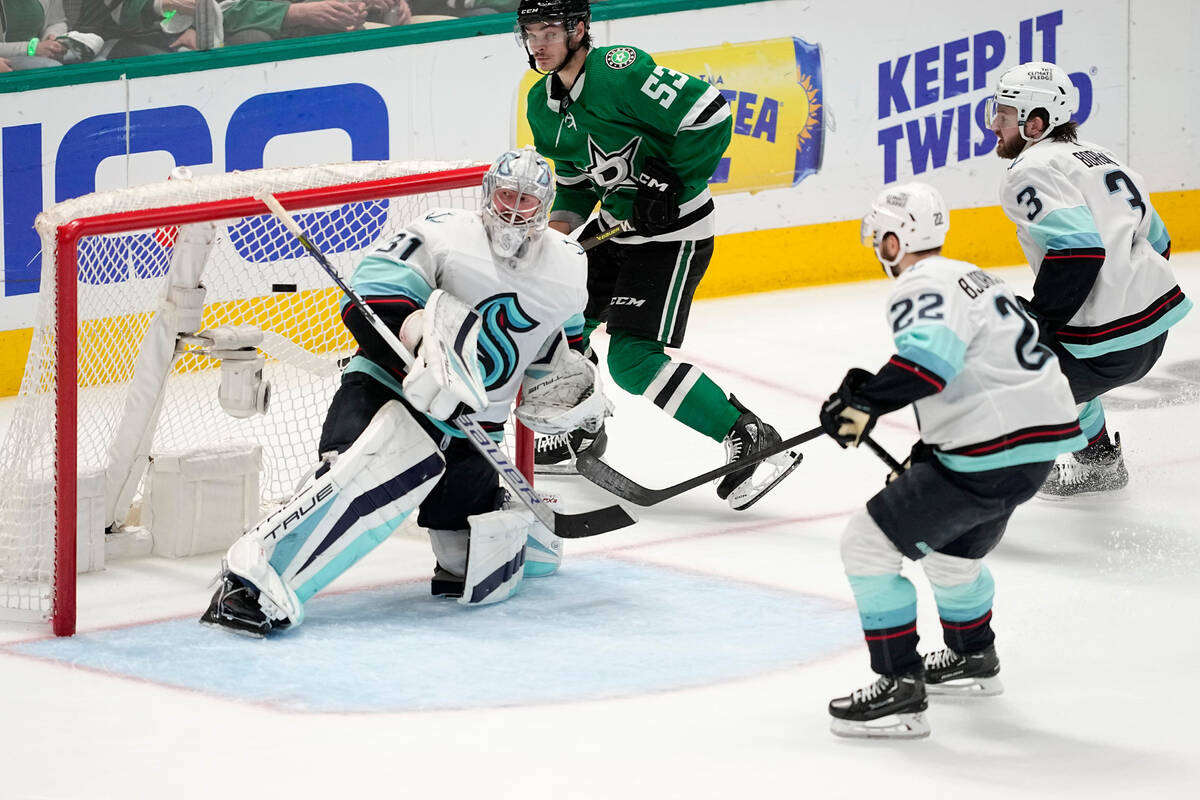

{"left": 632, "top": 157, "right": 682, "bottom": 236}
{"left": 819, "top": 368, "right": 879, "bottom": 449}
{"left": 885, "top": 440, "right": 933, "bottom": 484}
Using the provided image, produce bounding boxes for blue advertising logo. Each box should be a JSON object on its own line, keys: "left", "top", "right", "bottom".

{"left": 876, "top": 10, "right": 1093, "bottom": 183}
{"left": 2, "top": 83, "right": 389, "bottom": 296}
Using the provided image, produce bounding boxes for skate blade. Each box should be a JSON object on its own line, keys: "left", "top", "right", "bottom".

{"left": 927, "top": 675, "right": 1003, "bottom": 697}
{"left": 728, "top": 451, "right": 803, "bottom": 510}
{"left": 534, "top": 462, "right": 579, "bottom": 476}
{"left": 830, "top": 711, "right": 930, "bottom": 740}
{"left": 198, "top": 617, "right": 268, "bottom": 640}
{"left": 1036, "top": 485, "right": 1130, "bottom": 502}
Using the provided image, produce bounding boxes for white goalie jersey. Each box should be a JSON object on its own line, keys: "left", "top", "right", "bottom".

{"left": 999, "top": 138, "right": 1191, "bottom": 357}
{"left": 341, "top": 208, "right": 588, "bottom": 428}
{"left": 886, "top": 256, "right": 1087, "bottom": 472}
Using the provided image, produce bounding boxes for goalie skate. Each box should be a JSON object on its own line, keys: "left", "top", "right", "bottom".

{"left": 828, "top": 673, "right": 930, "bottom": 740}
{"left": 923, "top": 646, "right": 1003, "bottom": 697}
{"left": 533, "top": 425, "right": 608, "bottom": 475}
{"left": 199, "top": 573, "right": 283, "bottom": 639}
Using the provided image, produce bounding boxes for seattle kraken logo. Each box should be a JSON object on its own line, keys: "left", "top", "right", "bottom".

{"left": 476, "top": 293, "right": 538, "bottom": 388}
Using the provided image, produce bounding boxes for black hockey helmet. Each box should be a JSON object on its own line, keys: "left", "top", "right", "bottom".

{"left": 518, "top": 0, "right": 591, "bottom": 29}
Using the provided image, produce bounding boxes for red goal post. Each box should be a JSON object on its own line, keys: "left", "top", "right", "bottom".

{"left": 0, "top": 161, "right": 535, "bottom": 637}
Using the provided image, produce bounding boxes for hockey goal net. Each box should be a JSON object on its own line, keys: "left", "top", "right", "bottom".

{"left": 0, "top": 160, "right": 534, "bottom": 637}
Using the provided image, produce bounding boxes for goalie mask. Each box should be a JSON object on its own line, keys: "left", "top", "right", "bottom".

{"left": 861, "top": 182, "right": 949, "bottom": 278}
{"left": 985, "top": 61, "right": 1079, "bottom": 143}
{"left": 482, "top": 147, "right": 555, "bottom": 264}
{"left": 516, "top": 0, "right": 591, "bottom": 73}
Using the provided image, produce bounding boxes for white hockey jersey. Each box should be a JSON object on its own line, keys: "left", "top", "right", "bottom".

{"left": 999, "top": 138, "right": 1191, "bottom": 357}
{"left": 342, "top": 208, "right": 588, "bottom": 431}
{"left": 886, "top": 256, "right": 1086, "bottom": 472}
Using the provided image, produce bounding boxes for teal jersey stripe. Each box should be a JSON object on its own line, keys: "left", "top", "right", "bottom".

{"left": 929, "top": 565, "right": 995, "bottom": 623}
{"left": 343, "top": 257, "right": 434, "bottom": 311}
{"left": 847, "top": 574, "right": 918, "bottom": 629}
{"left": 1063, "top": 297, "right": 1192, "bottom": 358}
{"left": 1148, "top": 209, "right": 1171, "bottom": 254}
{"left": 1029, "top": 205, "right": 1104, "bottom": 252}
{"left": 935, "top": 433, "right": 1087, "bottom": 472}
{"left": 894, "top": 324, "right": 965, "bottom": 381}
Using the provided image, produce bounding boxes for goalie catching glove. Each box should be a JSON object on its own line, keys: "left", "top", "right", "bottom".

{"left": 820, "top": 368, "right": 880, "bottom": 448}
{"left": 516, "top": 342, "right": 612, "bottom": 435}
{"left": 400, "top": 289, "right": 490, "bottom": 421}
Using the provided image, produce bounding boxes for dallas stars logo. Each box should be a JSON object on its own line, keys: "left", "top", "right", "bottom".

{"left": 605, "top": 47, "right": 637, "bottom": 69}
{"left": 584, "top": 135, "right": 641, "bottom": 192}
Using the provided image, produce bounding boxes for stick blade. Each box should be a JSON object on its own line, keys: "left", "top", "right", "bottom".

{"left": 553, "top": 504, "right": 638, "bottom": 538}
{"left": 575, "top": 452, "right": 660, "bottom": 506}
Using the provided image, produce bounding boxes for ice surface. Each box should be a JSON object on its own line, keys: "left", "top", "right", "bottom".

{"left": 1, "top": 259, "right": 1197, "bottom": 799}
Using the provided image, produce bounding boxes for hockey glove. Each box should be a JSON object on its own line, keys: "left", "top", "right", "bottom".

{"left": 819, "top": 368, "right": 878, "bottom": 449}
{"left": 885, "top": 440, "right": 933, "bottom": 484}
{"left": 632, "top": 157, "right": 682, "bottom": 236}
{"left": 401, "top": 291, "right": 490, "bottom": 421}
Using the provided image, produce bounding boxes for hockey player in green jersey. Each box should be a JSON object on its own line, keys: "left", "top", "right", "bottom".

{"left": 516, "top": 0, "right": 800, "bottom": 510}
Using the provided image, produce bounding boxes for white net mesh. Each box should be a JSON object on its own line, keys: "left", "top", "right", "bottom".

{"left": 0, "top": 160, "right": 525, "bottom": 628}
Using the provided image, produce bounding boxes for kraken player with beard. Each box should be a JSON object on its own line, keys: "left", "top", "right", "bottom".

{"left": 988, "top": 61, "right": 1191, "bottom": 498}
{"left": 516, "top": 0, "right": 800, "bottom": 510}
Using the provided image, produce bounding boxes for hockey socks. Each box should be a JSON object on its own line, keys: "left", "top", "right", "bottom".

{"left": 606, "top": 331, "right": 739, "bottom": 442}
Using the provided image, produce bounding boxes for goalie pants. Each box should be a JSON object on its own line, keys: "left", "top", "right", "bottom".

{"left": 320, "top": 372, "right": 504, "bottom": 531}
{"left": 845, "top": 457, "right": 1052, "bottom": 676}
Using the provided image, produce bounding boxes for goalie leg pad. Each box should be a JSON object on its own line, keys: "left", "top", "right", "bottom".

{"left": 458, "top": 506, "right": 535, "bottom": 606}
{"left": 524, "top": 509, "right": 563, "bottom": 577}
{"left": 231, "top": 400, "right": 444, "bottom": 623}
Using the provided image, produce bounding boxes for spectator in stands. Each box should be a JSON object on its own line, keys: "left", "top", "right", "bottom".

{"left": 76, "top": 0, "right": 197, "bottom": 57}
{"left": 1, "top": 0, "right": 69, "bottom": 68}
{"left": 408, "top": 0, "right": 515, "bottom": 17}
{"left": 222, "top": 0, "right": 412, "bottom": 43}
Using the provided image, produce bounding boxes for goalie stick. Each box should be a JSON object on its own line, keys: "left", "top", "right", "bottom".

{"left": 576, "top": 426, "right": 822, "bottom": 506}
{"left": 257, "top": 192, "right": 636, "bottom": 539}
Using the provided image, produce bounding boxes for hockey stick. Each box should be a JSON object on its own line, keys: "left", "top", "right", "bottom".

{"left": 256, "top": 193, "right": 636, "bottom": 539}
{"left": 578, "top": 220, "right": 631, "bottom": 250}
{"left": 862, "top": 435, "right": 904, "bottom": 473}
{"left": 575, "top": 425, "right": 822, "bottom": 506}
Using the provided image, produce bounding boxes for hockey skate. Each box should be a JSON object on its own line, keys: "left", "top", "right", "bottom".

{"left": 199, "top": 573, "right": 280, "bottom": 638}
{"left": 828, "top": 672, "right": 930, "bottom": 739}
{"left": 1037, "top": 433, "right": 1128, "bottom": 500}
{"left": 923, "top": 645, "right": 1003, "bottom": 696}
{"left": 716, "top": 395, "right": 802, "bottom": 510}
{"left": 533, "top": 424, "right": 607, "bottom": 475}
{"left": 431, "top": 564, "right": 465, "bottom": 598}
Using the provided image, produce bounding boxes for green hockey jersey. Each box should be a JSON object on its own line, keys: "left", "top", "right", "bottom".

{"left": 526, "top": 45, "right": 732, "bottom": 243}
